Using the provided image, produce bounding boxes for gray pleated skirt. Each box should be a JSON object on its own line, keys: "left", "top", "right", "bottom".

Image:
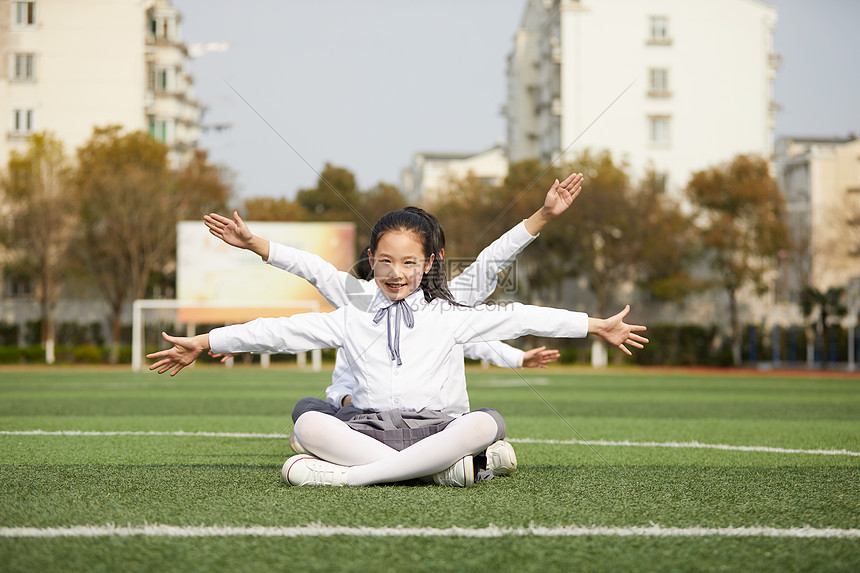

{"left": 292, "top": 397, "right": 505, "bottom": 451}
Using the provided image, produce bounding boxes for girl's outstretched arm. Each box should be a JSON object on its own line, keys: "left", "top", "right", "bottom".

{"left": 204, "top": 211, "right": 363, "bottom": 308}
{"left": 451, "top": 302, "right": 648, "bottom": 357}
{"left": 462, "top": 341, "right": 560, "bottom": 369}
{"left": 587, "top": 305, "right": 649, "bottom": 356}
{"left": 149, "top": 311, "right": 345, "bottom": 376}
{"left": 147, "top": 332, "right": 210, "bottom": 376}
{"left": 450, "top": 172, "right": 584, "bottom": 304}
{"left": 522, "top": 346, "right": 561, "bottom": 368}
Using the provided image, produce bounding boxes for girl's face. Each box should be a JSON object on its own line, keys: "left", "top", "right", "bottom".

{"left": 369, "top": 229, "right": 433, "bottom": 301}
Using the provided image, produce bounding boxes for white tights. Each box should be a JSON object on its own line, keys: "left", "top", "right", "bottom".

{"left": 293, "top": 410, "right": 499, "bottom": 486}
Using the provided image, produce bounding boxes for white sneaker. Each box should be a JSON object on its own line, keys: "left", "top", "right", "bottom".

{"left": 486, "top": 440, "right": 517, "bottom": 476}
{"left": 281, "top": 454, "right": 348, "bottom": 487}
{"left": 288, "top": 433, "right": 309, "bottom": 455}
{"left": 432, "top": 455, "right": 474, "bottom": 487}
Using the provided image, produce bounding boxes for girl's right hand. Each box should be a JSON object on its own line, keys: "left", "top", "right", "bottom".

{"left": 147, "top": 332, "right": 208, "bottom": 376}
{"left": 204, "top": 211, "right": 254, "bottom": 249}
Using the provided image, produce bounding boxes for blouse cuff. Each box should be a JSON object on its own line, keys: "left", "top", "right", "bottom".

{"left": 266, "top": 241, "right": 277, "bottom": 264}
{"left": 519, "top": 219, "right": 540, "bottom": 239}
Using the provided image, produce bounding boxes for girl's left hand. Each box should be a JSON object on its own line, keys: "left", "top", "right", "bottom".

{"left": 542, "top": 172, "right": 583, "bottom": 218}
{"left": 522, "top": 346, "right": 561, "bottom": 368}
{"left": 589, "top": 305, "right": 649, "bottom": 356}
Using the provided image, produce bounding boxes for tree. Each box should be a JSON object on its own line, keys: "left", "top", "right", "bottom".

{"left": 535, "top": 151, "right": 697, "bottom": 317}
{"left": 0, "top": 132, "right": 76, "bottom": 362}
{"left": 295, "top": 163, "right": 362, "bottom": 223}
{"left": 243, "top": 197, "right": 306, "bottom": 221}
{"left": 635, "top": 169, "right": 703, "bottom": 303}
{"left": 174, "top": 149, "right": 232, "bottom": 218}
{"left": 430, "top": 160, "right": 550, "bottom": 265}
{"left": 686, "top": 154, "right": 791, "bottom": 366}
{"left": 295, "top": 164, "right": 409, "bottom": 263}
{"left": 72, "top": 127, "right": 176, "bottom": 362}
{"left": 357, "top": 182, "right": 407, "bottom": 232}
{"left": 429, "top": 154, "right": 697, "bottom": 321}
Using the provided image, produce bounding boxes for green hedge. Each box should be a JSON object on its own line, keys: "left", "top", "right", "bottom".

{"left": 0, "top": 324, "right": 851, "bottom": 366}
{"left": 0, "top": 345, "right": 125, "bottom": 364}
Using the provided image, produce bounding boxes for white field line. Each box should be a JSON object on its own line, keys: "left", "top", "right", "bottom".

{"left": 1, "top": 430, "right": 858, "bottom": 457}
{"left": 507, "top": 438, "right": 860, "bottom": 457}
{"left": 1, "top": 523, "right": 859, "bottom": 539}
{"left": 0, "top": 430, "right": 283, "bottom": 439}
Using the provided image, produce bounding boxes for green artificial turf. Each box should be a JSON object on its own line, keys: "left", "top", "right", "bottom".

{"left": 1, "top": 366, "right": 858, "bottom": 572}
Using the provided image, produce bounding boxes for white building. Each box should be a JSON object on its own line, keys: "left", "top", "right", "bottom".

{"left": 506, "top": 0, "right": 778, "bottom": 196}
{"left": 401, "top": 144, "right": 509, "bottom": 205}
{"left": 0, "top": 0, "right": 200, "bottom": 168}
{"left": 775, "top": 135, "right": 860, "bottom": 301}
{"left": 0, "top": 0, "right": 201, "bottom": 346}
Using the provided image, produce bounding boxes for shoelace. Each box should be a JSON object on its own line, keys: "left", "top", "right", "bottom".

{"left": 372, "top": 299, "right": 415, "bottom": 366}
{"left": 307, "top": 460, "right": 338, "bottom": 485}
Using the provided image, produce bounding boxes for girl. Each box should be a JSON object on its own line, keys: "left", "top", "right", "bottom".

{"left": 148, "top": 210, "right": 648, "bottom": 487}
{"left": 204, "top": 174, "right": 584, "bottom": 477}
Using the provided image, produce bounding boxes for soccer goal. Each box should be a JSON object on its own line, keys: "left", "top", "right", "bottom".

{"left": 131, "top": 299, "right": 322, "bottom": 372}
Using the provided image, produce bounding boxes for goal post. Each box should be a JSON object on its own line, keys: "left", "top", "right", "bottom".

{"left": 131, "top": 299, "right": 321, "bottom": 372}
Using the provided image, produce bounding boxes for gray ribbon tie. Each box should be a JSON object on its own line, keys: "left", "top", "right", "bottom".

{"left": 373, "top": 300, "right": 415, "bottom": 366}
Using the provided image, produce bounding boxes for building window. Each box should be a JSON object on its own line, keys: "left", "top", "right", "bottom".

{"left": 648, "top": 16, "right": 671, "bottom": 44}
{"left": 11, "top": 108, "right": 35, "bottom": 135}
{"left": 12, "top": 1, "right": 36, "bottom": 27}
{"left": 653, "top": 171, "right": 668, "bottom": 193}
{"left": 11, "top": 53, "right": 36, "bottom": 81}
{"left": 149, "top": 118, "right": 175, "bottom": 143}
{"left": 648, "top": 68, "right": 670, "bottom": 97}
{"left": 150, "top": 118, "right": 167, "bottom": 142}
{"left": 148, "top": 14, "right": 176, "bottom": 41}
{"left": 648, "top": 116, "right": 671, "bottom": 145}
{"left": 149, "top": 67, "right": 177, "bottom": 92}
{"left": 6, "top": 274, "right": 34, "bottom": 298}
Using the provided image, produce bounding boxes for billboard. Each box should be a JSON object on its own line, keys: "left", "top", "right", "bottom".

{"left": 176, "top": 221, "right": 356, "bottom": 324}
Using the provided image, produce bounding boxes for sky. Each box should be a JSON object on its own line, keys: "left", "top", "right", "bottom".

{"left": 173, "top": 0, "right": 860, "bottom": 201}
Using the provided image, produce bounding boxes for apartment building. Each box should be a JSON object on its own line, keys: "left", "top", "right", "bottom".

{"left": 505, "top": 0, "right": 778, "bottom": 197}
{"left": 0, "top": 0, "right": 200, "bottom": 168}
{"left": 0, "top": 0, "right": 201, "bottom": 343}
{"left": 400, "top": 144, "right": 509, "bottom": 205}
{"left": 775, "top": 135, "right": 860, "bottom": 301}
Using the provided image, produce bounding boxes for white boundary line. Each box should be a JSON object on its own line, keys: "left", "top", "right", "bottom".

{"left": 0, "top": 430, "right": 282, "bottom": 439}
{"left": 507, "top": 438, "right": 860, "bottom": 457}
{"left": 1, "top": 430, "right": 858, "bottom": 457}
{"left": 2, "top": 523, "right": 859, "bottom": 539}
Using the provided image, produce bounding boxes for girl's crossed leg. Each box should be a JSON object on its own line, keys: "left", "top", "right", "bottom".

{"left": 291, "top": 410, "right": 500, "bottom": 486}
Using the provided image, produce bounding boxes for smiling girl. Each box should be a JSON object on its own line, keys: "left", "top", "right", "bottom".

{"left": 148, "top": 210, "right": 648, "bottom": 487}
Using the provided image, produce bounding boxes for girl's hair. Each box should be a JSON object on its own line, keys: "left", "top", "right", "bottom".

{"left": 355, "top": 244, "right": 373, "bottom": 280}
{"left": 369, "top": 210, "right": 456, "bottom": 304}
{"left": 402, "top": 206, "right": 446, "bottom": 255}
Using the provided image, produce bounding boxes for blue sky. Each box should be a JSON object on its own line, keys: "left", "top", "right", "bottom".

{"left": 174, "top": 0, "right": 860, "bottom": 200}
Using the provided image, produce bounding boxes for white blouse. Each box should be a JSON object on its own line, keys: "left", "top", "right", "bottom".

{"left": 267, "top": 220, "right": 538, "bottom": 414}
{"left": 210, "top": 287, "right": 588, "bottom": 413}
